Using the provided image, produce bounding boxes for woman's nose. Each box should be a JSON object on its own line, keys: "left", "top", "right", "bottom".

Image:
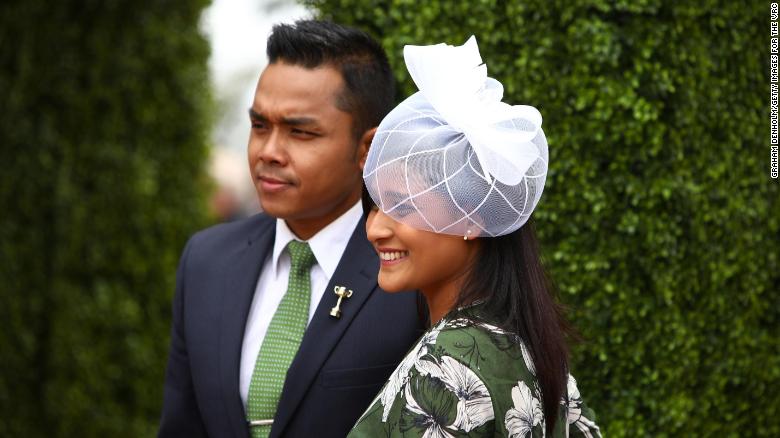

{"left": 366, "top": 209, "right": 393, "bottom": 242}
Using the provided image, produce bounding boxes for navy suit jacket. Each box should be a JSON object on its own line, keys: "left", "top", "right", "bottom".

{"left": 159, "top": 213, "right": 424, "bottom": 437}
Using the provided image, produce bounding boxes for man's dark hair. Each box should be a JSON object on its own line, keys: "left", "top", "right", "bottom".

{"left": 267, "top": 20, "right": 396, "bottom": 141}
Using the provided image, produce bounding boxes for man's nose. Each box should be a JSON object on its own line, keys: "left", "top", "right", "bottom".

{"left": 256, "top": 129, "right": 287, "bottom": 166}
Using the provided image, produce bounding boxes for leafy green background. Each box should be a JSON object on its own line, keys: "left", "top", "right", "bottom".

{"left": 1, "top": 0, "right": 776, "bottom": 436}
{"left": 0, "top": 1, "right": 212, "bottom": 436}
{"left": 307, "top": 0, "right": 778, "bottom": 436}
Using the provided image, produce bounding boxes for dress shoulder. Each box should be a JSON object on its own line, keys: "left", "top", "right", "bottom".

{"left": 434, "top": 316, "right": 539, "bottom": 379}
{"left": 348, "top": 314, "right": 602, "bottom": 437}
{"left": 348, "top": 316, "right": 536, "bottom": 436}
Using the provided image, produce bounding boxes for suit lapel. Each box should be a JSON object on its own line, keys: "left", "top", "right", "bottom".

{"left": 219, "top": 219, "right": 275, "bottom": 438}
{"left": 271, "top": 218, "right": 378, "bottom": 436}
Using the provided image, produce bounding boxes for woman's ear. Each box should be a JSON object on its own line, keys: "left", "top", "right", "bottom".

{"left": 463, "top": 220, "right": 481, "bottom": 241}
{"left": 357, "top": 127, "right": 377, "bottom": 170}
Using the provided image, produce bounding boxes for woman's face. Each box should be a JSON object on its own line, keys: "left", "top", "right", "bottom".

{"left": 366, "top": 207, "right": 478, "bottom": 299}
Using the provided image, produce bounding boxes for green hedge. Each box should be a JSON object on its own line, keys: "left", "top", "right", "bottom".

{"left": 0, "top": 1, "right": 211, "bottom": 436}
{"left": 308, "top": 1, "right": 777, "bottom": 436}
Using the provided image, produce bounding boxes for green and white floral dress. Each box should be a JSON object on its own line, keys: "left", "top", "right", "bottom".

{"left": 348, "top": 308, "right": 601, "bottom": 437}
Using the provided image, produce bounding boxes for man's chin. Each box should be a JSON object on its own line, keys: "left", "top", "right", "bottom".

{"left": 257, "top": 198, "right": 292, "bottom": 219}
{"left": 258, "top": 199, "right": 313, "bottom": 222}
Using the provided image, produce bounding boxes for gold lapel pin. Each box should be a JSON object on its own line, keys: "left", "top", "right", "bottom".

{"left": 330, "top": 286, "right": 353, "bottom": 318}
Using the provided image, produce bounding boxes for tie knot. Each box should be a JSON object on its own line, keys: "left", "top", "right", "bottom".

{"left": 287, "top": 240, "right": 316, "bottom": 271}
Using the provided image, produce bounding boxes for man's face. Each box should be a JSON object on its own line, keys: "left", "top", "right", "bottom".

{"left": 248, "top": 62, "right": 368, "bottom": 239}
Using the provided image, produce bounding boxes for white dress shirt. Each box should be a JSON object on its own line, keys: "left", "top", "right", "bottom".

{"left": 239, "top": 201, "right": 364, "bottom": 409}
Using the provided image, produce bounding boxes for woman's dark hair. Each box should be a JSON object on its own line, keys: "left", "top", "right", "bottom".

{"left": 266, "top": 20, "right": 396, "bottom": 141}
{"left": 456, "top": 221, "right": 572, "bottom": 435}
{"left": 361, "top": 184, "right": 376, "bottom": 215}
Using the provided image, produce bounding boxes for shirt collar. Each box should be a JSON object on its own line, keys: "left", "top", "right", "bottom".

{"left": 271, "top": 201, "right": 364, "bottom": 279}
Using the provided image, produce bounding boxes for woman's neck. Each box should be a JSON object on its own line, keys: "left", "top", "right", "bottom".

{"left": 421, "top": 281, "right": 461, "bottom": 325}
{"left": 421, "top": 241, "right": 480, "bottom": 324}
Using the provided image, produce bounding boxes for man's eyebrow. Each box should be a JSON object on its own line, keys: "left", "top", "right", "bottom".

{"left": 247, "top": 109, "right": 318, "bottom": 127}
{"left": 248, "top": 108, "right": 266, "bottom": 121}
{"left": 281, "top": 116, "right": 318, "bottom": 127}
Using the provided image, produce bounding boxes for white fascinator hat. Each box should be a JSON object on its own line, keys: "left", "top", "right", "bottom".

{"left": 363, "top": 36, "right": 548, "bottom": 237}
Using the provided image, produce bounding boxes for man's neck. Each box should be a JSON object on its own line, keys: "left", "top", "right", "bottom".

{"left": 284, "top": 196, "right": 362, "bottom": 240}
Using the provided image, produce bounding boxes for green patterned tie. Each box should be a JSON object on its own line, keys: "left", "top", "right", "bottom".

{"left": 247, "top": 240, "right": 316, "bottom": 437}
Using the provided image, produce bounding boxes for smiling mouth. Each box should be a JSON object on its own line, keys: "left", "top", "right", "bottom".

{"left": 379, "top": 251, "right": 409, "bottom": 261}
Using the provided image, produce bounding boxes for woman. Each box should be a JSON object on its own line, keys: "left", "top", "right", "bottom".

{"left": 348, "top": 37, "right": 601, "bottom": 437}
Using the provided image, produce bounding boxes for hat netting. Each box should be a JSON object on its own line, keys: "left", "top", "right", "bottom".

{"left": 363, "top": 36, "right": 548, "bottom": 237}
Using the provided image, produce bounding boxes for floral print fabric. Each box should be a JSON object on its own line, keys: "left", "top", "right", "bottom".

{"left": 348, "top": 311, "right": 601, "bottom": 437}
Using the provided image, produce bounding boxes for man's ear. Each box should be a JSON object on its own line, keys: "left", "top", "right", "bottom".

{"left": 357, "top": 127, "right": 377, "bottom": 170}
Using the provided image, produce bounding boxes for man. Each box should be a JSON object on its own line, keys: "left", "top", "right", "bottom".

{"left": 159, "top": 20, "right": 424, "bottom": 437}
